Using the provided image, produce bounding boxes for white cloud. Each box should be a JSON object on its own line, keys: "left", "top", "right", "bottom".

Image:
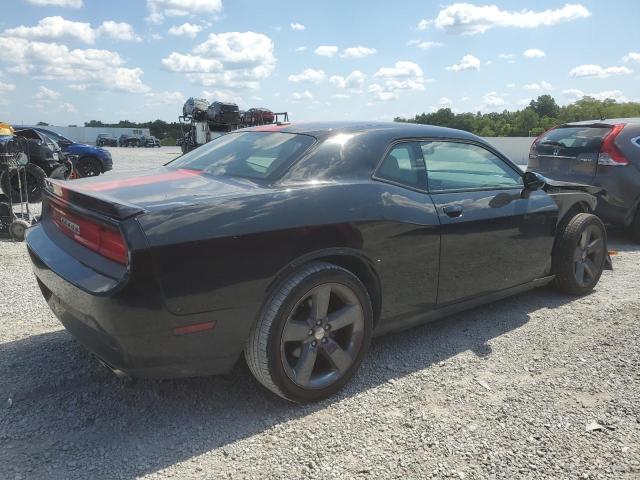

{"left": 290, "top": 23, "right": 305, "bottom": 31}
{"left": 26, "top": 0, "right": 83, "bottom": 7}
{"left": 499, "top": 53, "right": 516, "bottom": 60}
{"left": 146, "top": 0, "right": 223, "bottom": 24}
{"left": 439, "top": 97, "right": 452, "bottom": 106}
{"left": 340, "top": 46, "right": 376, "bottom": 59}
{"left": 333, "top": 93, "right": 350, "bottom": 99}
{"left": 202, "top": 89, "right": 242, "bottom": 104}
{"left": 563, "top": 88, "right": 629, "bottom": 102}
{"left": 0, "top": 36, "right": 149, "bottom": 93}
{"left": 370, "top": 61, "right": 427, "bottom": 101}
{"left": 523, "top": 48, "right": 545, "bottom": 58}
{"left": 315, "top": 45, "right": 338, "bottom": 57}
{"left": 432, "top": 3, "right": 591, "bottom": 35}
{"left": 291, "top": 90, "right": 313, "bottom": 101}
{"left": 446, "top": 54, "right": 480, "bottom": 71}
{"left": 35, "top": 85, "right": 60, "bottom": 100}
{"left": 5, "top": 16, "right": 95, "bottom": 43}
{"left": 407, "top": 40, "right": 443, "bottom": 50}
{"left": 151, "top": 33, "right": 163, "bottom": 40}
{"left": 4, "top": 17, "right": 141, "bottom": 44}
{"left": 417, "top": 19, "right": 432, "bottom": 30}
{"left": 569, "top": 64, "right": 632, "bottom": 79}
{"left": 477, "top": 91, "right": 505, "bottom": 110}
{"left": 622, "top": 52, "right": 640, "bottom": 64}
{"left": 523, "top": 81, "right": 553, "bottom": 91}
{"left": 288, "top": 68, "right": 325, "bottom": 83}
{"left": 143, "top": 90, "right": 185, "bottom": 106}
{"left": 161, "top": 31, "right": 276, "bottom": 90}
{"left": 97, "top": 21, "right": 142, "bottom": 42}
{"left": 507, "top": 83, "right": 515, "bottom": 88}
{"left": 0, "top": 82, "right": 15, "bottom": 104}
{"left": 168, "top": 22, "right": 202, "bottom": 38}
{"left": 60, "top": 102, "right": 77, "bottom": 113}
{"left": 329, "top": 70, "right": 366, "bottom": 90}
{"left": 295, "top": 46, "right": 306, "bottom": 52}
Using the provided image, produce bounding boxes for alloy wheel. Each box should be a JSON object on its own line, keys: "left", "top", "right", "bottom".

{"left": 280, "top": 283, "right": 365, "bottom": 390}
{"left": 573, "top": 225, "right": 604, "bottom": 286}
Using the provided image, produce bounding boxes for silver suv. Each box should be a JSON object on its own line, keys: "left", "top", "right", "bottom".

{"left": 528, "top": 118, "right": 640, "bottom": 242}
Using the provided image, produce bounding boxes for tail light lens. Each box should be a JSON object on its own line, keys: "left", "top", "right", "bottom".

{"left": 49, "top": 200, "right": 128, "bottom": 264}
{"left": 598, "top": 124, "right": 629, "bottom": 166}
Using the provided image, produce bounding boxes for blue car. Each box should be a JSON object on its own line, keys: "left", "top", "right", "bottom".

{"left": 34, "top": 128, "right": 113, "bottom": 177}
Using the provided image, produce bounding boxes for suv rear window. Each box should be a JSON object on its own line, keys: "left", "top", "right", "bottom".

{"left": 168, "top": 132, "right": 316, "bottom": 181}
{"left": 536, "top": 126, "right": 610, "bottom": 151}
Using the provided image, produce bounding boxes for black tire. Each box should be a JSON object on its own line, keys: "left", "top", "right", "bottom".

{"left": 0, "top": 163, "right": 46, "bottom": 203}
{"left": 9, "top": 219, "right": 30, "bottom": 241}
{"left": 552, "top": 213, "right": 607, "bottom": 295}
{"left": 630, "top": 207, "right": 640, "bottom": 244}
{"left": 245, "top": 261, "right": 373, "bottom": 403}
{"left": 77, "top": 157, "right": 102, "bottom": 177}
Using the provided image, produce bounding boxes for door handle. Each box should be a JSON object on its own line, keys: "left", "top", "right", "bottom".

{"left": 443, "top": 204, "right": 463, "bottom": 218}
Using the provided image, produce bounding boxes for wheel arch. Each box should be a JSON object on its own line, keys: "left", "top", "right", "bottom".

{"left": 266, "top": 248, "right": 383, "bottom": 327}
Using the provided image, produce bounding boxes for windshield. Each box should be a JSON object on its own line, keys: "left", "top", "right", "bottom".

{"left": 39, "top": 129, "right": 72, "bottom": 144}
{"left": 169, "top": 131, "right": 315, "bottom": 181}
{"left": 537, "top": 126, "right": 610, "bottom": 151}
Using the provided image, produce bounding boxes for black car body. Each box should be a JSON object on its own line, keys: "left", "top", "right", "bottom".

{"left": 139, "top": 136, "right": 161, "bottom": 148}
{"left": 26, "top": 122, "right": 610, "bottom": 402}
{"left": 207, "top": 101, "right": 241, "bottom": 125}
{"left": 96, "top": 134, "right": 118, "bottom": 147}
{"left": 528, "top": 118, "right": 640, "bottom": 241}
{"left": 13, "top": 128, "right": 63, "bottom": 174}
{"left": 119, "top": 134, "right": 140, "bottom": 147}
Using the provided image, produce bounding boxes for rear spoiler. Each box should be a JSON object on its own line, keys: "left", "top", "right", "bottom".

{"left": 45, "top": 179, "right": 145, "bottom": 220}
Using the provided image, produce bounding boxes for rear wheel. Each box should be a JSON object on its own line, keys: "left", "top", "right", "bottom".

{"left": 552, "top": 213, "right": 607, "bottom": 295}
{"left": 77, "top": 157, "right": 101, "bottom": 177}
{"left": 245, "top": 262, "right": 373, "bottom": 403}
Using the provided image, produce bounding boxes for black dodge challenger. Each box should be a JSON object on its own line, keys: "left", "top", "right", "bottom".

{"left": 26, "top": 122, "right": 610, "bottom": 403}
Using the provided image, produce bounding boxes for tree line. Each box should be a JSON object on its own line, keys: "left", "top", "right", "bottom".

{"left": 394, "top": 95, "right": 640, "bottom": 137}
{"left": 84, "top": 119, "right": 183, "bottom": 145}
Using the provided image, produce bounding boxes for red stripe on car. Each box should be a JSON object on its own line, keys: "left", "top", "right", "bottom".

{"left": 78, "top": 169, "right": 202, "bottom": 192}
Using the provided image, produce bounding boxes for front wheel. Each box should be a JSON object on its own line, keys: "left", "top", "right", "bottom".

{"left": 630, "top": 207, "right": 640, "bottom": 244}
{"left": 245, "top": 262, "right": 373, "bottom": 403}
{"left": 552, "top": 213, "right": 607, "bottom": 295}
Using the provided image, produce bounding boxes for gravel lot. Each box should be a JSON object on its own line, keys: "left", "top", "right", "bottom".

{"left": 1, "top": 147, "right": 639, "bottom": 479}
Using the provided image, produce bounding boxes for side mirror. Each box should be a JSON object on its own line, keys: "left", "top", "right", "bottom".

{"left": 523, "top": 171, "right": 545, "bottom": 191}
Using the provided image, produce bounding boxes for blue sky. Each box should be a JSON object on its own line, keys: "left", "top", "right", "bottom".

{"left": 1, "top": 0, "right": 638, "bottom": 125}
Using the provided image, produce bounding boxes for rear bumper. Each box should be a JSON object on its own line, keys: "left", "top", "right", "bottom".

{"left": 25, "top": 223, "right": 242, "bottom": 378}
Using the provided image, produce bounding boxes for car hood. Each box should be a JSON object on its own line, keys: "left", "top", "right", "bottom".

{"left": 52, "top": 167, "right": 266, "bottom": 216}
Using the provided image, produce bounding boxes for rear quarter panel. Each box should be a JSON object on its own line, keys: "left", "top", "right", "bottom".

{"left": 137, "top": 182, "right": 441, "bottom": 336}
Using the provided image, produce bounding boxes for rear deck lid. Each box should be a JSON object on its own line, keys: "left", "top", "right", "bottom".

{"left": 528, "top": 125, "right": 610, "bottom": 182}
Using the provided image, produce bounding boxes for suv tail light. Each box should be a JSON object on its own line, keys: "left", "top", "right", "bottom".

{"left": 49, "top": 200, "right": 128, "bottom": 264}
{"left": 598, "top": 124, "right": 629, "bottom": 166}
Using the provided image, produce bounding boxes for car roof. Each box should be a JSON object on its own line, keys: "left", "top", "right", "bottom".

{"left": 243, "top": 121, "right": 483, "bottom": 143}
{"left": 562, "top": 117, "right": 640, "bottom": 127}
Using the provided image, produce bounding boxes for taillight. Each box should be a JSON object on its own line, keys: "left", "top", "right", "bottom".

{"left": 49, "top": 200, "right": 128, "bottom": 264}
{"left": 598, "top": 124, "right": 629, "bottom": 166}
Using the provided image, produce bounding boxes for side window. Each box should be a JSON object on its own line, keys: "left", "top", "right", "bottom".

{"left": 421, "top": 141, "right": 522, "bottom": 191}
{"left": 376, "top": 142, "right": 426, "bottom": 190}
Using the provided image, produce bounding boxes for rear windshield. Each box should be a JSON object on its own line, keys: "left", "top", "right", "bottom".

{"left": 168, "top": 132, "right": 316, "bottom": 181}
{"left": 537, "top": 126, "right": 610, "bottom": 151}
{"left": 221, "top": 105, "right": 239, "bottom": 112}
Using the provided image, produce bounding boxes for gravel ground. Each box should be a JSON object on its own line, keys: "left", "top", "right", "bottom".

{"left": 1, "top": 147, "right": 639, "bottom": 479}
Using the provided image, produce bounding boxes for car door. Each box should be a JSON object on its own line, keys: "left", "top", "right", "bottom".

{"left": 421, "top": 140, "right": 557, "bottom": 305}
